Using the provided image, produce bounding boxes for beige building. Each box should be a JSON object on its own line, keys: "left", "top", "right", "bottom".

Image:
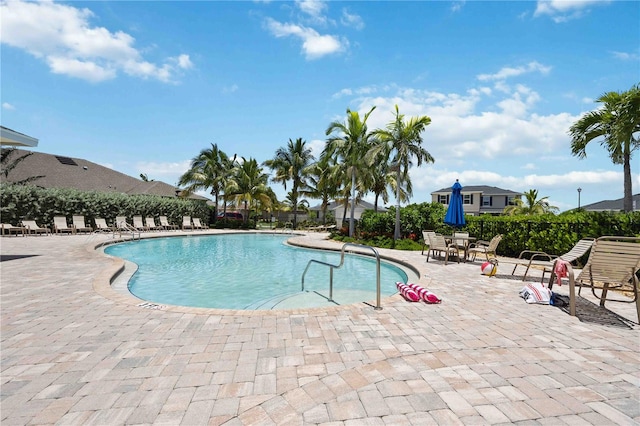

{"left": 431, "top": 185, "right": 522, "bottom": 216}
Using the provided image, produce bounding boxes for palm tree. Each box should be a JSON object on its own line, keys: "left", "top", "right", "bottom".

{"left": 504, "top": 189, "right": 558, "bottom": 215}
{"left": 305, "top": 155, "right": 340, "bottom": 225}
{"left": 227, "top": 157, "right": 271, "bottom": 223}
{"left": 569, "top": 84, "right": 640, "bottom": 212}
{"left": 263, "top": 138, "right": 315, "bottom": 229}
{"left": 324, "top": 106, "right": 377, "bottom": 237}
{"left": 178, "top": 144, "right": 236, "bottom": 221}
{"left": 368, "top": 105, "right": 433, "bottom": 240}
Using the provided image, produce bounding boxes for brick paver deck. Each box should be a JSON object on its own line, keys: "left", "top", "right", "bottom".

{"left": 1, "top": 230, "right": 638, "bottom": 425}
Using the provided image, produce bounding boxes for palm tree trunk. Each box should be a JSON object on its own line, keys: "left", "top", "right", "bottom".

{"left": 624, "top": 152, "right": 633, "bottom": 212}
{"left": 349, "top": 170, "right": 356, "bottom": 237}
{"left": 394, "top": 168, "right": 401, "bottom": 240}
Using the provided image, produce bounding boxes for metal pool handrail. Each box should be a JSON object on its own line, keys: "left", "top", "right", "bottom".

{"left": 301, "top": 242, "right": 382, "bottom": 310}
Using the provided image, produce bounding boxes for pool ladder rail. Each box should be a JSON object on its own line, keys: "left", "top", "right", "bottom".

{"left": 301, "top": 242, "right": 382, "bottom": 310}
{"left": 116, "top": 221, "right": 141, "bottom": 241}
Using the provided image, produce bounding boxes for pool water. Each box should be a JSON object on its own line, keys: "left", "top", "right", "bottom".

{"left": 104, "top": 233, "right": 409, "bottom": 310}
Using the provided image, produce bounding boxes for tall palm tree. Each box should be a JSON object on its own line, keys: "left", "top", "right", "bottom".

{"left": 178, "top": 144, "right": 235, "bottom": 220}
{"left": 503, "top": 189, "right": 558, "bottom": 215}
{"left": 324, "top": 106, "right": 376, "bottom": 237}
{"left": 569, "top": 84, "right": 640, "bottom": 212}
{"left": 263, "top": 138, "right": 315, "bottom": 229}
{"left": 368, "top": 105, "right": 433, "bottom": 240}
{"left": 305, "top": 155, "right": 340, "bottom": 225}
{"left": 227, "top": 157, "right": 271, "bottom": 223}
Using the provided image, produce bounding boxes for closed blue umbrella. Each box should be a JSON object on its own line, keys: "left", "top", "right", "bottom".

{"left": 444, "top": 179, "right": 466, "bottom": 227}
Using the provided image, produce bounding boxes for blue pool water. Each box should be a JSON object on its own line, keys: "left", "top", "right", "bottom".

{"left": 104, "top": 233, "right": 408, "bottom": 310}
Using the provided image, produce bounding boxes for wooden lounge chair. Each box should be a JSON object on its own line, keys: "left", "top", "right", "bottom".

{"left": 468, "top": 234, "right": 503, "bottom": 262}
{"left": 72, "top": 215, "right": 93, "bottom": 233}
{"left": 510, "top": 238, "right": 595, "bottom": 282}
{"left": 1, "top": 223, "right": 25, "bottom": 236}
{"left": 94, "top": 218, "right": 113, "bottom": 233}
{"left": 192, "top": 218, "right": 207, "bottom": 230}
{"left": 548, "top": 236, "right": 640, "bottom": 324}
{"left": 426, "top": 233, "right": 459, "bottom": 265}
{"left": 53, "top": 216, "right": 75, "bottom": 234}
{"left": 132, "top": 215, "right": 150, "bottom": 231}
{"left": 182, "top": 216, "right": 193, "bottom": 231}
{"left": 145, "top": 217, "right": 164, "bottom": 231}
{"left": 21, "top": 220, "right": 51, "bottom": 236}
{"left": 159, "top": 215, "right": 179, "bottom": 230}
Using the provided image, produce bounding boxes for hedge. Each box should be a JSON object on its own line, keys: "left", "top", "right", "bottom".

{"left": 0, "top": 183, "right": 210, "bottom": 229}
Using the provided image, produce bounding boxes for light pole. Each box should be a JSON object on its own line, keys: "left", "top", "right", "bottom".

{"left": 577, "top": 187, "right": 582, "bottom": 209}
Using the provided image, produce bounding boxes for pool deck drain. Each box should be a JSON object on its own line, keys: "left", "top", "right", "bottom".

{"left": 1, "top": 229, "right": 639, "bottom": 425}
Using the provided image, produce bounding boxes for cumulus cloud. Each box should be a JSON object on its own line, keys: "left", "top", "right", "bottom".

{"left": 2, "top": 102, "right": 16, "bottom": 110}
{"left": 477, "top": 61, "right": 552, "bottom": 82}
{"left": 611, "top": 50, "right": 640, "bottom": 61}
{"left": 136, "top": 160, "right": 191, "bottom": 180}
{"left": 534, "top": 0, "right": 611, "bottom": 23}
{"left": 341, "top": 9, "right": 364, "bottom": 30}
{"left": 264, "top": 18, "right": 345, "bottom": 59}
{"left": 0, "top": 0, "right": 193, "bottom": 83}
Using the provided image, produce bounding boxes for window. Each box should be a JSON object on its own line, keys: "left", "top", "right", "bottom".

{"left": 482, "top": 196, "right": 492, "bottom": 207}
{"left": 463, "top": 194, "right": 473, "bottom": 205}
{"left": 507, "top": 196, "right": 517, "bottom": 206}
{"left": 438, "top": 194, "right": 449, "bottom": 204}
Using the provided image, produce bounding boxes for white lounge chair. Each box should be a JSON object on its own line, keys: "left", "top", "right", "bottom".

{"left": 159, "top": 215, "right": 179, "bottom": 231}
{"left": 133, "top": 215, "right": 150, "bottom": 231}
{"left": 72, "top": 215, "right": 93, "bottom": 233}
{"left": 182, "top": 216, "right": 193, "bottom": 231}
{"left": 192, "top": 218, "right": 207, "bottom": 230}
{"left": 21, "top": 220, "right": 51, "bottom": 236}
{"left": 53, "top": 216, "right": 75, "bottom": 234}
{"left": 145, "top": 217, "right": 163, "bottom": 231}
{"left": 94, "top": 218, "right": 113, "bottom": 233}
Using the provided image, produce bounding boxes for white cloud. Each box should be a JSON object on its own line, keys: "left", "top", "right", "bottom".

{"left": 2, "top": 102, "right": 16, "bottom": 110}
{"left": 451, "top": 1, "right": 466, "bottom": 13}
{"left": 0, "top": 0, "right": 193, "bottom": 83}
{"left": 223, "top": 84, "right": 239, "bottom": 94}
{"left": 534, "top": 0, "right": 611, "bottom": 23}
{"left": 611, "top": 50, "right": 640, "bottom": 61}
{"left": 341, "top": 9, "right": 364, "bottom": 30}
{"left": 264, "top": 18, "right": 345, "bottom": 59}
{"left": 296, "top": 0, "right": 328, "bottom": 23}
{"left": 136, "top": 160, "right": 191, "bottom": 182}
{"left": 477, "top": 61, "right": 552, "bottom": 82}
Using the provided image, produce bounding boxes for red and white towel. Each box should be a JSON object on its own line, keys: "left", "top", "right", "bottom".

{"left": 396, "top": 282, "right": 441, "bottom": 304}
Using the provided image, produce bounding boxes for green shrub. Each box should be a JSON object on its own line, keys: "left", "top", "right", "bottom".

{"left": 0, "top": 183, "right": 209, "bottom": 228}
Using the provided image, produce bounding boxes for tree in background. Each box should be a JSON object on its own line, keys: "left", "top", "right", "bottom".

{"left": 305, "top": 155, "right": 340, "bottom": 225}
{"left": 569, "top": 84, "right": 640, "bottom": 212}
{"left": 263, "top": 138, "right": 314, "bottom": 229}
{"left": 368, "top": 105, "right": 433, "bottom": 240}
{"left": 504, "top": 189, "right": 558, "bottom": 215}
{"left": 178, "top": 143, "right": 236, "bottom": 221}
{"left": 324, "top": 106, "right": 376, "bottom": 237}
{"left": 227, "top": 157, "right": 271, "bottom": 223}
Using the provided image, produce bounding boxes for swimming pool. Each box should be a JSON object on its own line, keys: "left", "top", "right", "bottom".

{"left": 104, "top": 233, "right": 410, "bottom": 310}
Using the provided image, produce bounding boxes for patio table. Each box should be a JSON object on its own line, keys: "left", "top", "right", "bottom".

{"left": 443, "top": 235, "right": 476, "bottom": 262}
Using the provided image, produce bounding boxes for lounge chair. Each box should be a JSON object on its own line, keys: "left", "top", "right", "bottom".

{"left": 53, "top": 216, "right": 75, "bottom": 234}
{"left": 510, "top": 238, "right": 595, "bottom": 282}
{"left": 426, "top": 233, "right": 459, "bottom": 264}
{"left": 192, "top": 218, "right": 207, "bottom": 230}
{"left": 421, "top": 230, "right": 437, "bottom": 255}
{"left": 115, "top": 216, "right": 132, "bottom": 231}
{"left": 21, "top": 220, "right": 51, "bottom": 236}
{"left": 159, "top": 215, "right": 179, "bottom": 230}
{"left": 548, "top": 236, "right": 640, "bottom": 324}
{"left": 72, "top": 215, "right": 93, "bottom": 233}
{"left": 468, "top": 234, "right": 503, "bottom": 262}
{"left": 1, "top": 223, "right": 25, "bottom": 236}
{"left": 182, "top": 216, "right": 193, "bottom": 231}
{"left": 132, "top": 215, "right": 150, "bottom": 231}
{"left": 145, "top": 217, "right": 164, "bottom": 231}
{"left": 94, "top": 218, "right": 113, "bottom": 233}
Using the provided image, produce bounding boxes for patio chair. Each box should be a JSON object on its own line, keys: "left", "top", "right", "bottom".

{"left": 159, "top": 215, "right": 179, "bottom": 230}
{"left": 421, "top": 230, "right": 437, "bottom": 255}
{"left": 548, "top": 236, "right": 640, "bottom": 324}
{"left": 132, "top": 215, "right": 150, "bottom": 231}
{"left": 182, "top": 216, "right": 194, "bottom": 231}
{"left": 115, "top": 216, "right": 132, "bottom": 231}
{"left": 145, "top": 217, "right": 164, "bottom": 231}
{"left": 53, "top": 216, "right": 75, "bottom": 234}
{"left": 192, "top": 218, "right": 207, "bottom": 230}
{"left": 94, "top": 218, "right": 114, "bottom": 233}
{"left": 72, "top": 215, "right": 93, "bottom": 233}
{"left": 426, "top": 233, "right": 459, "bottom": 265}
{"left": 510, "top": 238, "right": 595, "bottom": 282}
{"left": 468, "top": 234, "right": 503, "bottom": 262}
{"left": 21, "top": 220, "right": 51, "bottom": 236}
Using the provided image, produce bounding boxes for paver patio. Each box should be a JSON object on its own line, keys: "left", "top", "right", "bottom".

{"left": 1, "top": 230, "right": 638, "bottom": 425}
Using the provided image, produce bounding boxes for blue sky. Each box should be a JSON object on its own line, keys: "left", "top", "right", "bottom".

{"left": 1, "top": 0, "right": 639, "bottom": 211}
